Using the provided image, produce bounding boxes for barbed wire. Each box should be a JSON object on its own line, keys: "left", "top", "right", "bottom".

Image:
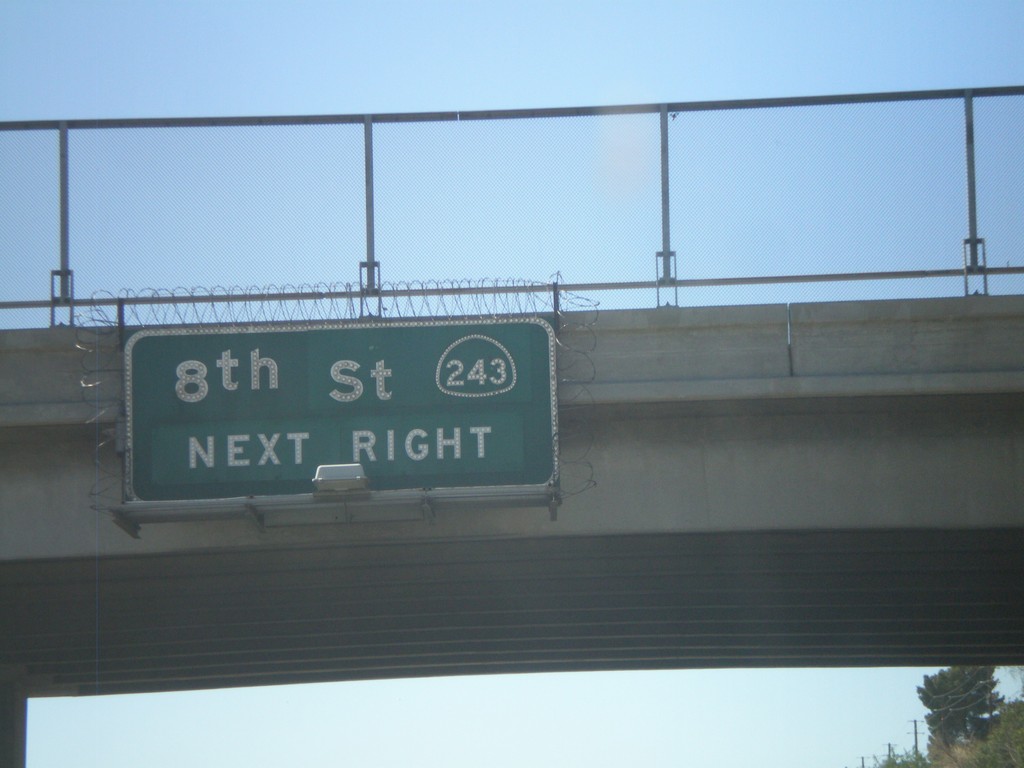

{"left": 75, "top": 321, "right": 124, "bottom": 522}
{"left": 552, "top": 279, "right": 599, "bottom": 499}
{"left": 78, "top": 278, "right": 575, "bottom": 328}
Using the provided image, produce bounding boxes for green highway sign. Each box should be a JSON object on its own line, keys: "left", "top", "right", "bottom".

{"left": 124, "top": 318, "right": 558, "bottom": 501}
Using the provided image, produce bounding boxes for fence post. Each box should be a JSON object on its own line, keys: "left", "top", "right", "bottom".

{"left": 51, "top": 122, "right": 74, "bottom": 326}
{"left": 963, "top": 90, "right": 987, "bottom": 295}
{"left": 656, "top": 105, "right": 677, "bottom": 306}
{"left": 360, "top": 115, "right": 381, "bottom": 315}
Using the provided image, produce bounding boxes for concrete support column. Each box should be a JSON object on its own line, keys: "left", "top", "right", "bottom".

{"left": 0, "top": 672, "right": 27, "bottom": 768}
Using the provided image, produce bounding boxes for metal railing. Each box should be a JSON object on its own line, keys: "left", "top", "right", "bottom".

{"left": 1, "top": 86, "right": 1022, "bottom": 328}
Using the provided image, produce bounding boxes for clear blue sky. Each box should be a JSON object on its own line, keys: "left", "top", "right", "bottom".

{"left": 4, "top": 1, "right": 1023, "bottom": 766}
{"left": 2, "top": 0, "right": 1023, "bottom": 120}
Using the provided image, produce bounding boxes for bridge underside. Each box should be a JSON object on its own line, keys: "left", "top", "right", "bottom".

{"left": 4, "top": 528, "right": 1023, "bottom": 697}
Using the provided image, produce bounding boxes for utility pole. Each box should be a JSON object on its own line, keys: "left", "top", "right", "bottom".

{"left": 909, "top": 719, "right": 922, "bottom": 757}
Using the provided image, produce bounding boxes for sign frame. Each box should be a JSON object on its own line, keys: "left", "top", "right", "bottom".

{"left": 124, "top": 317, "right": 558, "bottom": 502}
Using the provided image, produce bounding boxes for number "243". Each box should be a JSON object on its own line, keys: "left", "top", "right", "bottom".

{"left": 445, "top": 358, "right": 508, "bottom": 387}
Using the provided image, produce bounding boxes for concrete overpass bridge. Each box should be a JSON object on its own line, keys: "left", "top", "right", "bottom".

{"left": 3, "top": 296, "right": 1024, "bottom": 763}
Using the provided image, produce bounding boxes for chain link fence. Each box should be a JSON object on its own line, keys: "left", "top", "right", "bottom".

{"left": 1, "top": 87, "right": 1022, "bottom": 329}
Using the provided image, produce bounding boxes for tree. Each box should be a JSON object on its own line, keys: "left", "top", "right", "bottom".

{"left": 972, "top": 700, "right": 1024, "bottom": 768}
{"left": 874, "top": 749, "right": 932, "bottom": 768}
{"left": 918, "top": 667, "right": 1004, "bottom": 750}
